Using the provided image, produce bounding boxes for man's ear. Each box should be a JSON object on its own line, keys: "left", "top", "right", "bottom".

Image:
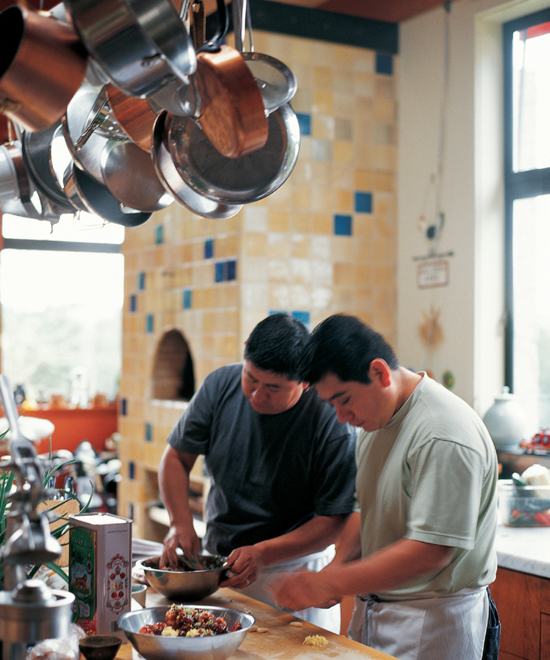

{"left": 369, "top": 359, "right": 392, "bottom": 387}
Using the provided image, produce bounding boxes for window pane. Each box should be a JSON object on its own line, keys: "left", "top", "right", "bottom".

{"left": 512, "top": 23, "right": 550, "bottom": 172}
{"left": 512, "top": 195, "right": 550, "bottom": 427}
{"left": 0, "top": 249, "right": 123, "bottom": 404}
{"left": 2, "top": 213, "right": 125, "bottom": 243}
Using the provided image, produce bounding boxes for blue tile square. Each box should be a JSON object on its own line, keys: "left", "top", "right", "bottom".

{"left": 128, "top": 461, "right": 135, "bottom": 480}
{"left": 226, "top": 260, "right": 237, "bottom": 281}
{"left": 145, "top": 423, "right": 152, "bottom": 442}
{"left": 129, "top": 294, "right": 137, "bottom": 312}
{"left": 183, "top": 288, "right": 192, "bottom": 309}
{"left": 334, "top": 214, "right": 353, "bottom": 236}
{"left": 376, "top": 53, "right": 393, "bottom": 76}
{"left": 269, "top": 310, "right": 286, "bottom": 316}
{"left": 355, "top": 191, "right": 373, "bottom": 213}
{"left": 128, "top": 503, "right": 134, "bottom": 520}
{"left": 155, "top": 225, "right": 163, "bottom": 244}
{"left": 296, "top": 113, "right": 311, "bottom": 136}
{"left": 292, "top": 310, "right": 310, "bottom": 326}
{"left": 146, "top": 314, "right": 154, "bottom": 333}
{"left": 204, "top": 239, "right": 214, "bottom": 259}
{"left": 215, "top": 261, "right": 225, "bottom": 283}
{"left": 138, "top": 272, "right": 146, "bottom": 290}
{"left": 121, "top": 398, "right": 128, "bottom": 416}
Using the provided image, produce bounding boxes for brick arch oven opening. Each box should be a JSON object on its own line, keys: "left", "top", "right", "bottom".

{"left": 152, "top": 329, "right": 195, "bottom": 401}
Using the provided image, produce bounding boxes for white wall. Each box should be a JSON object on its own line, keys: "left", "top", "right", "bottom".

{"left": 397, "top": 0, "right": 550, "bottom": 415}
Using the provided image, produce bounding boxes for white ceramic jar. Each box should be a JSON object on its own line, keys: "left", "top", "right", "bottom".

{"left": 482, "top": 386, "right": 528, "bottom": 451}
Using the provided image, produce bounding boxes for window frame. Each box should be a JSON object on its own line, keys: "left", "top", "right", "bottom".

{"left": 503, "top": 7, "right": 550, "bottom": 390}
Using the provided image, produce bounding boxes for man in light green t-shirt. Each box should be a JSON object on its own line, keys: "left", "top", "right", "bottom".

{"left": 272, "top": 314, "right": 500, "bottom": 660}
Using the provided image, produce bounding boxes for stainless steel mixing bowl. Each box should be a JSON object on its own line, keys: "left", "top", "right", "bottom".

{"left": 136, "top": 555, "right": 228, "bottom": 601}
{"left": 118, "top": 605, "right": 255, "bottom": 660}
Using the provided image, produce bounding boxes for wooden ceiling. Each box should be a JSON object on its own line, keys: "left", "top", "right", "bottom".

{"left": 261, "top": 0, "right": 452, "bottom": 23}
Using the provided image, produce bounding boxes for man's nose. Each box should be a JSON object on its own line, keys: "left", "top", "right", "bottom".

{"left": 336, "top": 406, "right": 352, "bottom": 425}
{"left": 252, "top": 386, "right": 269, "bottom": 402}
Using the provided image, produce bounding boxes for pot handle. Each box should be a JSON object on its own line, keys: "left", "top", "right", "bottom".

{"left": 196, "top": 0, "right": 228, "bottom": 53}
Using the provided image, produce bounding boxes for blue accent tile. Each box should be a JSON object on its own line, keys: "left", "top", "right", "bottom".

{"left": 121, "top": 398, "right": 127, "bottom": 416}
{"left": 334, "top": 214, "right": 353, "bottom": 236}
{"left": 183, "top": 288, "right": 192, "bottom": 309}
{"left": 129, "top": 294, "right": 137, "bottom": 312}
{"left": 215, "top": 261, "right": 225, "bottom": 283}
{"left": 296, "top": 113, "right": 311, "bottom": 136}
{"left": 128, "top": 503, "right": 134, "bottom": 520}
{"left": 155, "top": 225, "right": 163, "bottom": 244}
{"left": 146, "top": 314, "right": 154, "bottom": 333}
{"left": 376, "top": 53, "right": 393, "bottom": 75}
{"left": 204, "top": 239, "right": 214, "bottom": 259}
{"left": 292, "top": 310, "right": 310, "bottom": 326}
{"left": 269, "top": 310, "right": 286, "bottom": 316}
{"left": 138, "top": 272, "right": 146, "bottom": 290}
{"left": 355, "top": 191, "right": 373, "bottom": 213}
{"left": 128, "top": 461, "right": 135, "bottom": 480}
{"left": 226, "top": 260, "right": 237, "bottom": 281}
{"left": 145, "top": 423, "right": 152, "bottom": 442}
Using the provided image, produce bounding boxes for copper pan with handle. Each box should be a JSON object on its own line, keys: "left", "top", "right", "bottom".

{"left": 0, "top": 5, "right": 88, "bottom": 133}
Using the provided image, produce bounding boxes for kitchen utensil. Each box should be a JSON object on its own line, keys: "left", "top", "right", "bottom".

{"left": 79, "top": 635, "right": 121, "bottom": 660}
{"left": 100, "top": 140, "right": 173, "bottom": 212}
{"left": 166, "top": 102, "right": 300, "bottom": 204}
{"left": 118, "top": 605, "right": 255, "bottom": 660}
{"left": 0, "top": 143, "right": 22, "bottom": 203}
{"left": 105, "top": 84, "right": 158, "bottom": 151}
{"left": 0, "top": 5, "right": 88, "bottom": 133}
{"left": 62, "top": 82, "right": 116, "bottom": 183}
{"left": 232, "top": 0, "right": 297, "bottom": 114}
{"left": 21, "top": 122, "right": 76, "bottom": 213}
{"left": 152, "top": 111, "right": 242, "bottom": 219}
{"left": 63, "top": 162, "right": 151, "bottom": 226}
{"left": 191, "top": 0, "right": 268, "bottom": 159}
{"left": 64, "top": 0, "right": 196, "bottom": 98}
{"left": 135, "top": 555, "right": 227, "bottom": 601}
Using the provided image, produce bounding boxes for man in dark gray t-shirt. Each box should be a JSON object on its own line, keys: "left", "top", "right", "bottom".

{"left": 158, "top": 313, "right": 356, "bottom": 631}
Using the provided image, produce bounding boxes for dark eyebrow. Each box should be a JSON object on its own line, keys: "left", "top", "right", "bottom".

{"left": 327, "top": 390, "right": 348, "bottom": 403}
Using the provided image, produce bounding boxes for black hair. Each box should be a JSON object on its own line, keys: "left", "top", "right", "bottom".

{"left": 298, "top": 314, "right": 399, "bottom": 385}
{"left": 244, "top": 313, "right": 309, "bottom": 380}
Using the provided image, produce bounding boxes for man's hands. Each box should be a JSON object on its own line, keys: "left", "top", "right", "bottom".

{"left": 219, "top": 545, "right": 266, "bottom": 590}
{"left": 269, "top": 568, "right": 340, "bottom": 611}
{"left": 160, "top": 523, "right": 201, "bottom": 569}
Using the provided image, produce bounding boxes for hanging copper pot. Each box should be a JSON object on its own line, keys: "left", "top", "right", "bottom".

{"left": 0, "top": 5, "right": 88, "bottom": 133}
{"left": 104, "top": 83, "right": 158, "bottom": 152}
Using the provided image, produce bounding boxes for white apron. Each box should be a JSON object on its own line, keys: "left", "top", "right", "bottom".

{"left": 348, "top": 587, "right": 488, "bottom": 660}
{"left": 240, "top": 545, "right": 340, "bottom": 634}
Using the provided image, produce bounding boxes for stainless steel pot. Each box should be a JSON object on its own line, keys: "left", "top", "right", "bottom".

{"left": 165, "top": 102, "right": 300, "bottom": 205}
{"left": 63, "top": 162, "right": 151, "bottom": 226}
{"left": 152, "top": 111, "right": 242, "bottom": 219}
{"left": 100, "top": 140, "right": 173, "bottom": 212}
{"left": 64, "top": 0, "right": 197, "bottom": 98}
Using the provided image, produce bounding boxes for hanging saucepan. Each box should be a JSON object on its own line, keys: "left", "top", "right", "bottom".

{"left": 63, "top": 162, "right": 151, "bottom": 227}
{"left": 0, "top": 5, "right": 88, "bottom": 133}
{"left": 0, "top": 141, "right": 27, "bottom": 204}
{"left": 99, "top": 139, "right": 173, "bottom": 212}
{"left": 63, "top": 0, "right": 196, "bottom": 98}
{"left": 151, "top": 111, "right": 242, "bottom": 219}
{"left": 190, "top": 0, "right": 268, "bottom": 159}
{"left": 104, "top": 83, "right": 159, "bottom": 152}
{"left": 21, "top": 122, "right": 76, "bottom": 213}
{"left": 165, "top": 102, "right": 300, "bottom": 205}
{"left": 232, "top": 0, "right": 296, "bottom": 114}
{"left": 62, "top": 82, "right": 118, "bottom": 182}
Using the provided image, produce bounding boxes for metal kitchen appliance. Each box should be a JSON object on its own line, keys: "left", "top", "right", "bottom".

{"left": 0, "top": 374, "right": 74, "bottom": 660}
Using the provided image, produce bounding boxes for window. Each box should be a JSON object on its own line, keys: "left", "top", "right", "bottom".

{"left": 504, "top": 9, "right": 550, "bottom": 427}
{"left": 0, "top": 213, "right": 124, "bottom": 406}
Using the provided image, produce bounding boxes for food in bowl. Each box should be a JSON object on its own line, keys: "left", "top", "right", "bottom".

{"left": 139, "top": 604, "right": 242, "bottom": 637}
{"left": 136, "top": 555, "right": 228, "bottom": 601}
{"left": 118, "top": 605, "right": 255, "bottom": 660}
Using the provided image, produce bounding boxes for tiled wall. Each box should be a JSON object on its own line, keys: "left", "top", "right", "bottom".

{"left": 118, "top": 30, "right": 398, "bottom": 539}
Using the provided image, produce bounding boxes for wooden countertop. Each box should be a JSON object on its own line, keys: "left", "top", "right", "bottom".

{"left": 118, "top": 587, "right": 397, "bottom": 660}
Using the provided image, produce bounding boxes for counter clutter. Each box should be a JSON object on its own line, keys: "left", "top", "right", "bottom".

{"left": 120, "top": 587, "right": 398, "bottom": 660}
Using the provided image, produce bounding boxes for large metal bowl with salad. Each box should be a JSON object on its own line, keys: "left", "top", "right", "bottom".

{"left": 136, "top": 555, "right": 228, "bottom": 601}
{"left": 118, "top": 604, "right": 255, "bottom": 660}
